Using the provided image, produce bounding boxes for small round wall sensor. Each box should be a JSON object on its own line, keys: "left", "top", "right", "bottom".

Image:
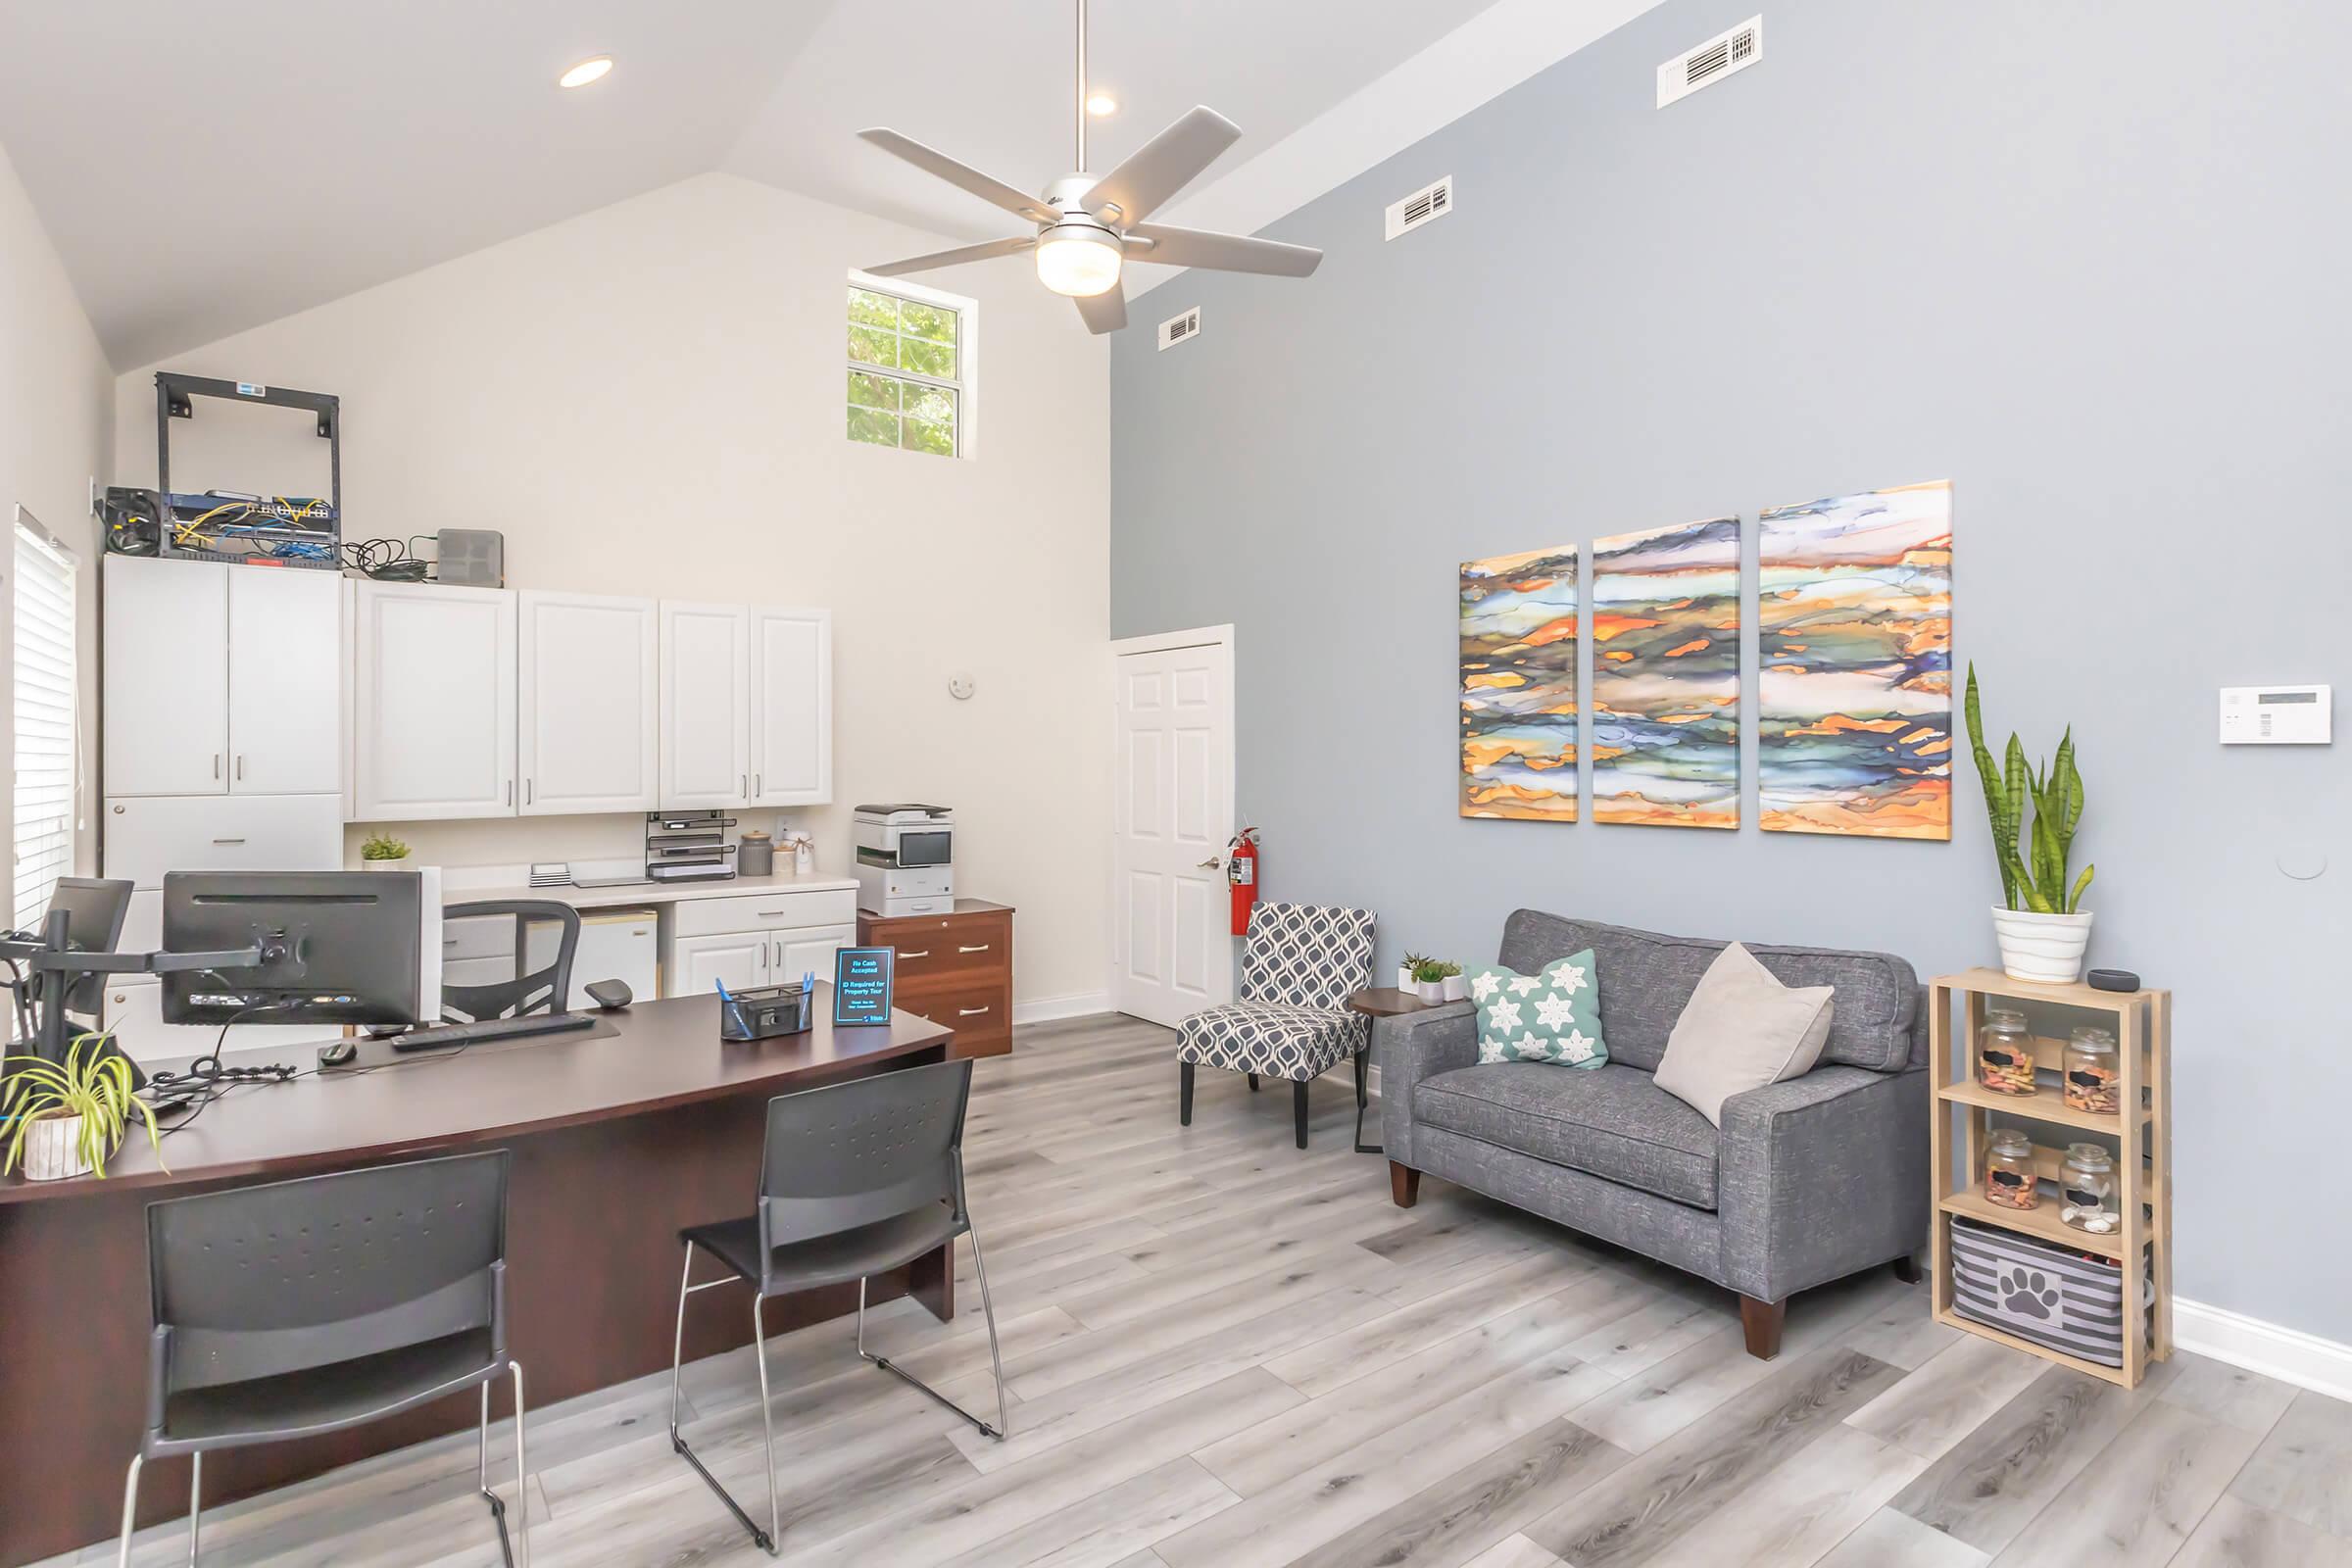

{"left": 949, "top": 672, "right": 976, "bottom": 701}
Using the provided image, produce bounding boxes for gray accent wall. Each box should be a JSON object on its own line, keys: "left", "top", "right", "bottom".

{"left": 1110, "top": 0, "right": 2350, "bottom": 1342}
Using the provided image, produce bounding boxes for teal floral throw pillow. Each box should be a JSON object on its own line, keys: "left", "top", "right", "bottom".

{"left": 1469, "top": 950, "right": 1608, "bottom": 1068}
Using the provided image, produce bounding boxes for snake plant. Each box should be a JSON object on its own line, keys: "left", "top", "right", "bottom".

{"left": 1, "top": 1034, "right": 164, "bottom": 1178}
{"left": 1964, "top": 663, "right": 2092, "bottom": 914}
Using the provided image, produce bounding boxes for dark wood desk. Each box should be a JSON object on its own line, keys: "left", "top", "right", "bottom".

{"left": 0, "top": 994, "right": 956, "bottom": 1566}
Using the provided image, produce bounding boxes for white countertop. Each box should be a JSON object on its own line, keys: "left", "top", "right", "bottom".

{"left": 435, "top": 866, "right": 858, "bottom": 912}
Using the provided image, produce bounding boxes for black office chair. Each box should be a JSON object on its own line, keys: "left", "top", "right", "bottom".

{"left": 117, "top": 1152, "right": 530, "bottom": 1568}
{"left": 441, "top": 900, "right": 579, "bottom": 1022}
{"left": 667, "top": 1059, "right": 1007, "bottom": 1554}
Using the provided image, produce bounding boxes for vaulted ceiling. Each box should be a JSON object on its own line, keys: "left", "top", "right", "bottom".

{"left": 0, "top": 0, "right": 1512, "bottom": 366}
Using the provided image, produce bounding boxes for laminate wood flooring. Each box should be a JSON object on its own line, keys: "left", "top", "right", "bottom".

{"left": 68, "top": 1012, "right": 2350, "bottom": 1568}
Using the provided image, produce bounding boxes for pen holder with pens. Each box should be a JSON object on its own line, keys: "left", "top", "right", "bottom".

{"left": 716, "top": 981, "right": 811, "bottom": 1042}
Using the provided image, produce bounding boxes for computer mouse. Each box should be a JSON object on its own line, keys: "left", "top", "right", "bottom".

{"left": 585, "top": 978, "right": 632, "bottom": 1010}
{"left": 318, "top": 1039, "right": 359, "bottom": 1067}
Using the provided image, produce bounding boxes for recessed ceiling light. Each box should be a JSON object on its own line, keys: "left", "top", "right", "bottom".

{"left": 1085, "top": 93, "right": 1118, "bottom": 116}
{"left": 559, "top": 56, "right": 613, "bottom": 89}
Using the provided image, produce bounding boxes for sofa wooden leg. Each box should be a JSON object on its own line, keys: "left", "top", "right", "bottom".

{"left": 1293, "top": 1080, "right": 1309, "bottom": 1149}
{"left": 1389, "top": 1161, "right": 1420, "bottom": 1208}
{"left": 1892, "top": 1251, "right": 1924, "bottom": 1285}
{"left": 1179, "top": 1061, "right": 1195, "bottom": 1126}
{"left": 1740, "top": 1296, "right": 1786, "bottom": 1360}
{"left": 1248, "top": 1072, "right": 1259, "bottom": 1092}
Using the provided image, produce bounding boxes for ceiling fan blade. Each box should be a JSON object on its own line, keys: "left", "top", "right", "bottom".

{"left": 1124, "top": 222, "right": 1323, "bottom": 277}
{"left": 1074, "top": 285, "right": 1127, "bottom": 335}
{"left": 859, "top": 128, "right": 1061, "bottom": 225}
{"left": 864, "top": 236, "right": 1037, "bottom": 278}
{"left": 1080, "top": 107, "right": 1241, "bottom": 225}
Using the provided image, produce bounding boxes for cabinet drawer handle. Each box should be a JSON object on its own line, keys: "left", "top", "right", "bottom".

{"left": 957, "top": 1005, "right": 990, "bottom": 1017}
{"left": 900, "top": 949, "right": 931, "bottom": 959}
{"left": 957, "top": 944, "right": 991, "bottom": 954}
{"left": 212, "top": 837, "right": 247, "bottom": 846}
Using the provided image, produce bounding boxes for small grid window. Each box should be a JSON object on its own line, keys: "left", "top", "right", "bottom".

{"left": 848, "top": 284, "right": 963, "bottom": 457}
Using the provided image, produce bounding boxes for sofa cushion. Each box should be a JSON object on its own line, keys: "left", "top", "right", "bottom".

{"left": 1653, "top": 942, "right": 1836, "bottom": 1126}
{"left": 1497, "top": 910, "right": 1920, "bottom": 1073}
{"left": 1469, "top": 950, "right": 1608, "bottom": 1068}
{"left": 1413, "top": 1061, "right": 1720, "bottom": 1209}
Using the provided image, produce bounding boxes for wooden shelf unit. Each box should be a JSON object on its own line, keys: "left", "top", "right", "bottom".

{"left": 1928, "top": 967, "right": 2173, "bottom": 1388}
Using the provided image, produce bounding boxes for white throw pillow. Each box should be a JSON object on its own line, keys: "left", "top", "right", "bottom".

{"left": 1654, "top": 942, "right": 1837, "bottom": 1127}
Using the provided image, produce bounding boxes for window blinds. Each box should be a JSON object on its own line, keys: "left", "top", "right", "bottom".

{"left": 14, "top": 516, "right": 76, "bottom": 932}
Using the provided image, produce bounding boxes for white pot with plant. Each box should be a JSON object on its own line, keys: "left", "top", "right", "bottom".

{"left": 1410, "top": 958, "right": 1457, "bottom": 1005}
{"left": 4, "top": 1035, "right": 164, "bottom": 1182}
{"left": 1966, "top": 666, "right": 2094, "bottom": 984}
{"left": 1438, "top": 961, "right": 1469, "bottom": 1003}
{"left": 361, "top": 831, "right": 411, "bottom": 870}
{"left": 1396, "top": 953, "right": 1426, "bottom": 993}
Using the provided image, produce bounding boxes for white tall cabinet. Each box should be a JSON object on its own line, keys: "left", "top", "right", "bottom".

{"left": 517, "top": 590, "right": 659, "bottom": 815}
{"left": 353, "top": 580, "right": 516, "bottom": 820}
{"left": 750, "top": 607, "right": 832, "bottom": 807}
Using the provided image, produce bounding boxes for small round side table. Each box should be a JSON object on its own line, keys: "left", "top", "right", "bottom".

{"left": 1345, "top": 986, "right": 1442, "bottom": 1154}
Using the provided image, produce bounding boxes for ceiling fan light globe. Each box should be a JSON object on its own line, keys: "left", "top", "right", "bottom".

{"left": 1035, "top": 226, "right": 1123, "bottom": 297}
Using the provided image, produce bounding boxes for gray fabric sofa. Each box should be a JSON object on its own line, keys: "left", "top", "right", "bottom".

{"left": 1379, "top": 910, "right": 1930, "bottom": 1357}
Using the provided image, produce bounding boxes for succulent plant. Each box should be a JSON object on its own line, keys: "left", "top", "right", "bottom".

{"left": 1964, "top": 664, "right": 2091, "bottom": 914}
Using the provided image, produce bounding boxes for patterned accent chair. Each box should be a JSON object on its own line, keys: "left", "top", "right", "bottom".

{"left": 1175, "top": 902, "right": 1376, "bottom": 1149}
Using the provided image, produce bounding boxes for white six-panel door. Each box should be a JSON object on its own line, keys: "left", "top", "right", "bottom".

{"left": 518, "top": 590, "right": 659, "bottom": 815}
{"left": 750, "top": 606, "right": 832, "bottom": 807}
{"left": 226, "top": 566, "right": 343, "bottom": 794}
{"left": 354, "top": 581, "right": 517, "bottom": 819}
{"left": 1112, "top": 634, "right": 1235, "bottom": 1026}
{"left": 659, "top": 602, "right": 753, "bottom": 809}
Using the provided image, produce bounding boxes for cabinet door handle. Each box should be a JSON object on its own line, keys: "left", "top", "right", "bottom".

{"left": 957, "top": 944, "right": 991, "bottom": 954}
{"left": 526, "top": 778, "right": 534, "bottom": 806}
{"left": 235, "top": 755, "right": 244, "bottom": 780}
{"left": 756, "top": 772, "right": 762, "bottom": 797}
{"left": 211, "top": 837, "right": 247, "bottom": 846}
{"left": 213, "top": 754, "right": 221, "bottom": 779}
{"left": 740, "top": 774, "right": 748, "bottom": 798}
{"left": 900, "top": 949, "right": 930, "bottom": 959}
{"left": 506, "top": 779, "right": 514, "bottom": 806}
{"left": 957, "top": 1005, "right": 990, "bottom": 1017}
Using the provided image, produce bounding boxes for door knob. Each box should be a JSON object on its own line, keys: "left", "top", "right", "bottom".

{"left": 1198, "top": 857, "right": 1222, "bottom": 869}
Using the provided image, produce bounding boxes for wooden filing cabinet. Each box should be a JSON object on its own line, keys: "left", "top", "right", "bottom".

{"left": 858, "top": 899, "right": 1013, "bottom": 1059}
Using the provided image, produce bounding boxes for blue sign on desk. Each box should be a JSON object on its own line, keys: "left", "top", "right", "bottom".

{"left": 831, "top": 946, "right": 895, "bottom": 1027}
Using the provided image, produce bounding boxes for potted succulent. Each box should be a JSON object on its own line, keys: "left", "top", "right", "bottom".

{"left": 3, "top": 1035, "right": 165, "bottom": 1182}
{"left": 1966, "top": 666, "right": 2094, "bottom": 983}
{"left": 1438, "top": 960, "right": 1469, "bottom": 1003}
{"left": 1396, "top": 952, "right": 1428, "bottom": 993}
{"left": 360, "top": 831, "right": 411, "bottom": 869}
{"left": 1411, "top": 958, "right": 1461, "bottom": 1005}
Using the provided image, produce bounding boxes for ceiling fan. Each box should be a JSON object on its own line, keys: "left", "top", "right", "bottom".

{"left": 858, "top": 0, "right": 1322, "bottom": 334}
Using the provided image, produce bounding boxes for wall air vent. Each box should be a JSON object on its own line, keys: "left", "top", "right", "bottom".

{"left": 1384, "top": 174, "right": 1453, "bottom": 242}
{"left": 1657, "top": 15, "right": 1763, "bottom": 108}
{"left": 1157, "top": 306, "right": 1202, "bottom": 351}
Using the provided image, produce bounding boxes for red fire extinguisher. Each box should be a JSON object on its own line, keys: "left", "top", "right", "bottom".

{"left": 1227, "top": 827, "right": 1260, "bottom": 937}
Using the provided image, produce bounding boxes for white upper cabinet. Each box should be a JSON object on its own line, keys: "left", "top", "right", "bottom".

{"left": 354, "top": 580, "right": 516, "bottom": 820}
{"left": 226, "top": 566, "right": 343, "bottom": 793}
{"left": 750, "top": 607, "right": 832, "bottom": 807}
{"left": 518, "top": 590, "right": 659, "bottom": 815}
{"left": 103, "top": 556, "right": 341, "bottom": 797}
{"left": 659, "top": 602, "right": 753, "bottom": 809}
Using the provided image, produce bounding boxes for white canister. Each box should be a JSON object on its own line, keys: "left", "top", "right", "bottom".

{"left": 1443, "top": 974, "right": 1469, "bottom": 1003}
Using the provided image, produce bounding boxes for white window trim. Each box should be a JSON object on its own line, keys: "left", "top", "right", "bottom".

{"left": 13, "top": 505, "right": 79, "bottom": 932}
{"left": 847, "top": 270, "right": 981, "bottom": 460}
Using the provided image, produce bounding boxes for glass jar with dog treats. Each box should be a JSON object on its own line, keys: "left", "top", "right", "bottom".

{"left": 1984, "top": 1128, "right": 2040, "bottom": 1210}
{"left": 2064, "top": 1026, "right": 2120, "bottom": 1114}
{"left": 1977, "top": 1009, "right": 2036, "bottom": 1096}
{"left": 2060, "top": 1143, "right": 2119, "bottom": 1234}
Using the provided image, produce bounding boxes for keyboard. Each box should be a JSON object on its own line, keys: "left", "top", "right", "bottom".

{"left": 389, "top": 1011, "right": 597, "bottom": 1054}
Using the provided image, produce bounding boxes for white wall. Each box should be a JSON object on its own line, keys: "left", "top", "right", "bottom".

{"left": 0, "top": 141, "right": 114, "bottom": 887}
{"left": 113, "top": 172, "right": 1112, "bottom": 1006}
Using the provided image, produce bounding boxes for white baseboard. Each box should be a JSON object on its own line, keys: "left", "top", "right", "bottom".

{"left": 1013, "top": 992, "right": 1113, "bottom": 1026}
{"left": 2174, "top": 1298, "right": 2352, "bottom": 1402}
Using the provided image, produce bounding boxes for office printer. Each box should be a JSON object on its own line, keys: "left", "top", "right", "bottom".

{"left": 854, "top": 803, "right": 953, "bottom": 916}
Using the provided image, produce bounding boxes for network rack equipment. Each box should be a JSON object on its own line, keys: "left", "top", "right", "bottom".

{"left": 145, "top": 371, "right": 344, "bottom": 569}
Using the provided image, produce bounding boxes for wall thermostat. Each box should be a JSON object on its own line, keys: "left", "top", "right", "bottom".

{"left": 2219, "top": 685, "right": 2330, "bottom": 745}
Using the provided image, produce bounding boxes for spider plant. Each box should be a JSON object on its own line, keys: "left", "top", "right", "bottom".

{"left": 2, "top": 1034, "right": 165, "bottom": 1179}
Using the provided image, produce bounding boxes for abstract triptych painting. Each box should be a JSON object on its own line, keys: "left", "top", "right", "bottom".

{"left": 1459, "top": 547, "right": 1579, "bottom": 821}
{"left": 1591, "top": 517, "right": 1741, "bottom": 828}
{"left": 1756, "top": 480, "right": 1954, "bottom": 840}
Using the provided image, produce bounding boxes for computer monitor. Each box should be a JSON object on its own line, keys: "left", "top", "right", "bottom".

{"left": 41, "top": 877, "right": 132, "bottom": 1014}
{"left": 161, "top": 870, "right": 425, "bottom": 1027}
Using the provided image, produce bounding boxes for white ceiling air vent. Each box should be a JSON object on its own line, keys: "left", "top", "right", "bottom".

{"left": 1157, "top": 306, "right": 1202, "bottom": 351}
{"left": 1657, "top": 15, "right": 1763, "bottom": 108}
{"left": 1384, "top": 174, "right": 1453, "bottom": 242}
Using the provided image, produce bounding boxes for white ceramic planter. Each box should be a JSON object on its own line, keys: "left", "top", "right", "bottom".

{"left": 1395, "top": 964, "right": 1415, "bottom": 992}
{"left": 1415, "top": 980, "right": 1446, "bottom": 1004}
{"left": 1992, "top": 906, "right": 2094, "bottom": 984}
{"left": 1442, "top": 974, "right": 1470, "bottom": 1003}
{"left": 21, "top": 1110, "right": 93, "bottom": 1182}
